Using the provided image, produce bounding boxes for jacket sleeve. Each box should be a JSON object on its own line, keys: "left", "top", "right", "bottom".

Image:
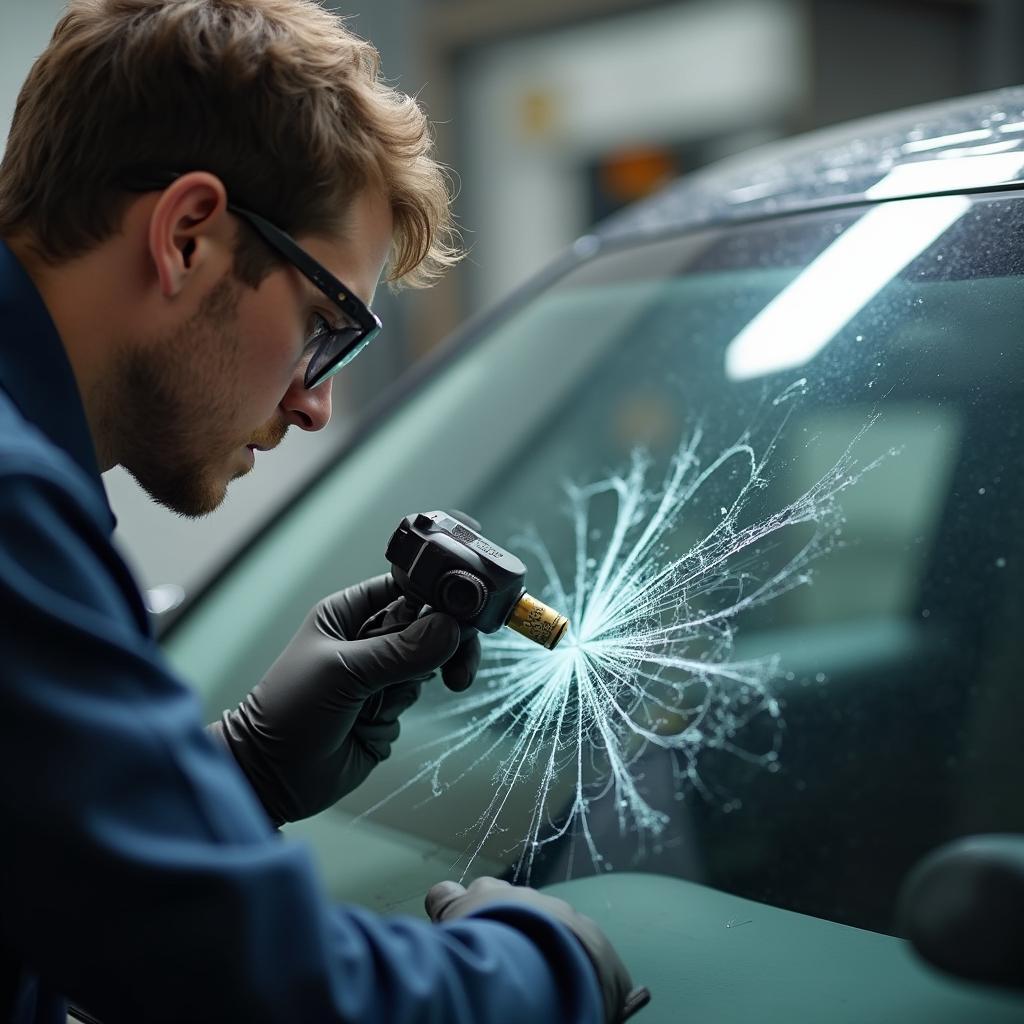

{"left": 0, "top": 461, "right": 603, "bottom": 1024}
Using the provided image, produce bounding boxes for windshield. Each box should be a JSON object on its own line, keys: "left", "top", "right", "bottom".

{"left": 170, "top": 190, "right": 1024, "bottom": 935}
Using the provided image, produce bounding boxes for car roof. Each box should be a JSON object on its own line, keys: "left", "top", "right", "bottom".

{"left": 595, "top": 85, "right": 1024, "bottom": 243}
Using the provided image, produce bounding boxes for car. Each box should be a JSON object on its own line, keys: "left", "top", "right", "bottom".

{"left": 161, "top": 86, "right": 1024, "bottom": 1020}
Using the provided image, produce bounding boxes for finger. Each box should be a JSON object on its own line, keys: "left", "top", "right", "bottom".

{"left": 446, "top": 509, "right": 482, "bottom": 533}
{"left": 363, "top": 680, "right": 423, "bottom": 725}
{"left": 336, "top": 612, "right": 461, "bottom": 694}
{"left": 441, "top": 629, "right": 482, "bottom": 692}
{"left": 360, "top": 679, "right": 423, "bottom": 729}
{"left": 467, "top": 876, "right": 511, "bottom": 894}
{"left": 321, "top": 574, "right": 404, "bottom": 637}
{"left": 426, "top": 880, "right": 466, "bottom": 921}
{"left": 569, "top": 911, "right": 634, "bottom": 1022}
{"left": 358, "top": 595, "right": 422, "bottom": 640}
{"left": 351, "top": 717, "right": 401, "bottom": 762}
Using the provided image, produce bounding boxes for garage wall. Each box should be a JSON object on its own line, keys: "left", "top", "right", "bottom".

{"left": 0, "top": 0, "right": 64, "bottom": 154}
{"left": 457, "top": 0, "right": 807, "bottom": 310}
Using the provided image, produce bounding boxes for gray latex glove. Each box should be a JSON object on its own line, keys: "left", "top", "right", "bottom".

{"left": 210, "top": 573, "right": 482, "bottom": 826}
{"left": 426, "top": 877, "right": 639, "bottom": 1023}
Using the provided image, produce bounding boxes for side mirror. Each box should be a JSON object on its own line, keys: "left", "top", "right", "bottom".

{"left": 897, "top": 833, "right": 1024, "bottom": 989}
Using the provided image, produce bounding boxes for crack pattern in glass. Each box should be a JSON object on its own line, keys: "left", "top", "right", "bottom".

{"left": 360, "top": 384, "right": 881, "bottom": 882}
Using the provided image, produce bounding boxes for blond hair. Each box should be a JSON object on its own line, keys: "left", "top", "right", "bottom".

{"left": 0, "top": 0, "right": 459, "bottom": 288}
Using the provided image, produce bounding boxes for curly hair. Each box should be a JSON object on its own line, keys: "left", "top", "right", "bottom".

{"left": 0, "top": 0, "right": 460, "bottom": 288}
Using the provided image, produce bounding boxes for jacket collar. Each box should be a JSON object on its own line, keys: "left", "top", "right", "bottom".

{"left": 0, "top": 240, "right": 111, "bottom": 521}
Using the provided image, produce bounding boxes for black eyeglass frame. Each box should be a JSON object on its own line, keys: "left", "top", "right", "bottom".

{"left": 123, "top": 173, "right": 383, "bottom": 389}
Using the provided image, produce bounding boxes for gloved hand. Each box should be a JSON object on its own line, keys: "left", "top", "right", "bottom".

{"left": 210, "top": 573, "right": 481, "bottom": 826}
{"left": 426, "top": 876, "right": 637, "bottom": 1023}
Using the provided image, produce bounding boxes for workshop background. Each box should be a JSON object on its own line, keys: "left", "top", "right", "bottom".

{"left": 2, "top": 0, "right": 1023, "bottom": 611}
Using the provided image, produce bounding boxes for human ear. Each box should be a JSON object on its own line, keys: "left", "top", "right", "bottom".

{"left": 146, "top": 171, "right": 231, "bottom": 298}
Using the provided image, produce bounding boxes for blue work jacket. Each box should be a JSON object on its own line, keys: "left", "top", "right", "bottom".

{"left": 0, "top": 240, "right": 603, "bottom": 1024}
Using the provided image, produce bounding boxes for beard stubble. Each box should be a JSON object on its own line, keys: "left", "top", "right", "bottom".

{"left": 105, "top": 276, "right": 283, "bottom": 517}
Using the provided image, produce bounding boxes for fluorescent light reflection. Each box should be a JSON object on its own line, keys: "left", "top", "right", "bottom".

{"left": 901, "top": 128, "right": 992, "bottom": 154}
{"left": 725, "top": 194, "right": 969, "bottom": 381}
{"left": 866, "top": 152, "right": 1024, "bottom": 199}
{"left": 725, "top": 153, "right": 1024, "bottom": 382}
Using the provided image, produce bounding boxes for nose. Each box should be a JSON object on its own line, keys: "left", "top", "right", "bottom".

{"left": 279, "top": 369, "right": 333, "bottom": 432}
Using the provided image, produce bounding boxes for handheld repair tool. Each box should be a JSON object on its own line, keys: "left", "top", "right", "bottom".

{"left": 385, "top": 511, "right": 569, "bottom": 650}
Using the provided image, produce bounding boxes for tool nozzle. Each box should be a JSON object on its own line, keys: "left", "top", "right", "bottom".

{"left": 506, "top": 593, "right": 570, "bottom": 650}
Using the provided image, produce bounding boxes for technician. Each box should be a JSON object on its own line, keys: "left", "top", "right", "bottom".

{"left": 0, "top": 1, "right": 633, "bottom": 1021}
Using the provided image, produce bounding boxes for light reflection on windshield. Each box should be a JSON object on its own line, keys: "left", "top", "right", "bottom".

{"left": 725, "top": 196, "right": 968, "bottom": 380}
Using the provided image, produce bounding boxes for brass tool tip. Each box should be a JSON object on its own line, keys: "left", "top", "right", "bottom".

{"left": 506, "top": 593, "right": 570, "bottom": 650}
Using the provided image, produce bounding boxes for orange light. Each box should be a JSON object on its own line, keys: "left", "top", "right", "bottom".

{"left": 600, "top": 147, "right": 677, "bottom": 202}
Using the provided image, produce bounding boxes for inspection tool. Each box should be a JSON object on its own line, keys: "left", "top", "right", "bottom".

{"left": 386, "top": 511, "right": 569, "bottom": 650}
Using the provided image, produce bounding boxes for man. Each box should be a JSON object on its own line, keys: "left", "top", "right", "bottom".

{"left": 0, "top": 1, "right": 634, "bottom": 1021}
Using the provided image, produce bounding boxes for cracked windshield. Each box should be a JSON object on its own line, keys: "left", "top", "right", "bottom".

{"left": 265, "top": 192, "right": 1023, "bottom": 936}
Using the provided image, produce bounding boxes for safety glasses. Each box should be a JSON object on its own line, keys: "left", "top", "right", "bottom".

{"left": 228, "top": 203, "right": 382, "bottom": 389}
{"left": 124, "top": 173, "right": 382, "bottom": 389}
